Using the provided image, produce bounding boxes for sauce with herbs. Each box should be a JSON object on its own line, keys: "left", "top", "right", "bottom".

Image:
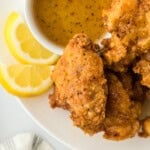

{"left": 34, "top": 0, "right": 111, "bottom": 46}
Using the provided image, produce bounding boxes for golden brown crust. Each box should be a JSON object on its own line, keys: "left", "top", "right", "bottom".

{"left": 136, "top": 0, "right": 150, "bottom": 52}
{"left": 49, "top": 0, "right": 150, "bottom": 140}
{"left": 103, "top": 73, "right": 141, "bottom": 140}
{"left": 103, "top": 0, "right": 138, "bottom": 32}
{"left": 102, "top": 0, "right": 150, "bottom": 72}
{"left": 49, "top": 34, "right": 107, "bottom": 134}
{"left": 103, "top": 34, "right": 127, "bottom": 65}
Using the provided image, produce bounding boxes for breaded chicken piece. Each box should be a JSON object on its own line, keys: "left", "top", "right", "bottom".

{"left": 49, "top": 34, "right": 107, "bottom": 135}
{"left": 102, "top": 0, "right": 138, "bottom": 66}
{"left": 103, "top": 73, "right": 141, "bottom": 140}
{"left": 102, "top": 0, "right": 150, "bottom": 72}
{"left": 103, "top": 0, "right": 138, "bottom": 32}
{"left": 133, "top": 59, "right": 150, "bottom": 88}
{"left": 102, "top": 41, "right": 137, "bottom": 73}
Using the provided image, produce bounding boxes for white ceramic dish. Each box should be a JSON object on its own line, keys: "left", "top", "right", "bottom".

{"left": 0, "top": 0, "right": 150, "bottom": 150}
{"left": 24, "top": 0, "right": 63, "bottom": 55}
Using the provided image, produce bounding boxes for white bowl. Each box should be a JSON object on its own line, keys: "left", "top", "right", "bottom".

{"left": 24, "top": 0, "right": 63, "bottom": 55}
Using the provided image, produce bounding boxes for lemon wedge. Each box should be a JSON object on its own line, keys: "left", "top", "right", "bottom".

{"left": 4, "top": 12, "right": 59, "bottom": 65}
{"left": 0, "top": 64, "right": 54, "bottom": 97}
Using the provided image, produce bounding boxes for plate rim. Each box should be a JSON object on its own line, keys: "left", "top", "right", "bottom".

{"left": 17, "top": 98, "right": 72, "bottom": 149}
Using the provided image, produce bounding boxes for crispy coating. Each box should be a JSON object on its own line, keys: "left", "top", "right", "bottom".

{"left": 48, "top": 0, "right": 150, "bottom": 140}
{"left": 137, "top": 0, "right": 150, "bottom": 52}
{"left": 103, "top": 73, "right": 141, "bottom": 140}
{"left": 102, "top": 0, "right": 150, "bottom": 72}
{"left": 49, "top": 34, "right": 107, "bottom": 135}
{"left": 139, "top": 117, "right": 150, "bottom": 137}
{"left": 103, "top": 0, "right": 138, "bottom": 32}
{"left": 133, "top": 59, "right": 150, "bottom": 88}
{"left": 103, "top": 34, "right": 127, "bottom": 65}
{"left": 101, "top": 0, "right": 149, "bottom": 140}
{"left": 102, "top": 0, "right": 138, "bottom": 65}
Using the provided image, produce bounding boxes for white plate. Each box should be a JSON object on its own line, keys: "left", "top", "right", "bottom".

{"left": 0, "top": 0, "right": 150, "bottom": 150}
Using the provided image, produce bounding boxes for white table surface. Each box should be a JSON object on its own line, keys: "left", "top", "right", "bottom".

{"left": 0, "top": 86, "right": 69, "bottom": 150}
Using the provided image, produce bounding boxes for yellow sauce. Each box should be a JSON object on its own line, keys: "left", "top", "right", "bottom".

{"left": 34, "top": 0, "right": 111, "bottom": 46}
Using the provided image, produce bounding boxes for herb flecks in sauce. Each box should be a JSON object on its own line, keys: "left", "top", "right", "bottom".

{"left": 34, "top": 0, "right": 111, "bottom": 46}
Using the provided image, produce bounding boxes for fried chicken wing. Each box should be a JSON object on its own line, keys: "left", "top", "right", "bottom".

{"left": 49, "top": 34, "right": 107, "bottom": 135}
{"left": 102, "top": 0, "right": 138, "bottom": 65}
{"left": 102, "top": 0, "right": 150, "bottom": 72}
{"left": 103, "top": 73, "right": 141, "bottom": 140}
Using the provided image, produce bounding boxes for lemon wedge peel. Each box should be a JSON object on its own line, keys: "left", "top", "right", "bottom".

{"left": 4, "top": 12, "right": 60, "bottom": 65}
{"left": 0, "top": 64, "right": 54, "bottom": 97}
